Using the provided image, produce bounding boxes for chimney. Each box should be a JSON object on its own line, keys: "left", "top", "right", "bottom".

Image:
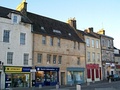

{"left": 67, "top": 17, "right": 77, "bottom": 29}
{"left": 97, "top": 29, "right": 105, "bottom": 35}
{"left": 84, "top": 27, "right": 93, "bottom": 33}
{"left": 16, "top": 0, "right": 27, "bottom": 16}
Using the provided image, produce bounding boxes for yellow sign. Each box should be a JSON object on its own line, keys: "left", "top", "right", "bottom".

{"left": 5, "top": 67, "right": 22, "bottom": 72}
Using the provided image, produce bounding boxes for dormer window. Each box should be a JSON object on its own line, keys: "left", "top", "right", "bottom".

{"left": 53, "top": 29, "right": 61, "bottom": 34}
{"left": 68, "top": 33, "right": 71, "bottom": 36}
{"left": 13, "top": 15, "right": 18, "bottom": 23}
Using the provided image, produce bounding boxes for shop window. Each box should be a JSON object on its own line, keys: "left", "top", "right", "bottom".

{"left": 36, "top": 71, "right": 45, "bottom": 83}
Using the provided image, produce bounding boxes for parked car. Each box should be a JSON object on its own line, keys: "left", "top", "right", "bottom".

{"left": 107, "top": 74, "right": 120, "bottom": 81}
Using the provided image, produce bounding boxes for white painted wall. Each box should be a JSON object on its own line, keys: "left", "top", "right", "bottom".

{"left": 0, "top": 17, "right": 32, "bottom": 66}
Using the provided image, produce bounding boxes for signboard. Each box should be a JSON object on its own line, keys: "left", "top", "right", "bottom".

{"left": 4, "top": 66, "right": 32, "bottom": 72}
{"left": 30, "top": 69, "right": 36, "bottom": 72}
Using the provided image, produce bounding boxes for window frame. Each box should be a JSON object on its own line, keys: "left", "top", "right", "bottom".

{"left": 7, "top": 52, "right": 13, "bottom": 64}
{"left": 23, "top": 53, "right": 29, "bottom": 65}
{"left": 3, "top": 30, "right": 10, "bottom": 43}
{"left": 20, "top": 33, "right": 26, "bottom": 45}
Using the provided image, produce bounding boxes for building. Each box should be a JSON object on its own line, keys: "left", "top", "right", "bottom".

{"left": 0, "top": 5, "right": 32, "bottom": 89}
{"left": 16, "top": 0, "right": 86, "bottom": 87}
{"left": 97, "top": 29, "right": 115, "bottom": 80}
{"left": 77, "top": 27, "right": 102, "bottom": 82}
{"left": 114, "top": 47, "right": 120, "bottom": 75}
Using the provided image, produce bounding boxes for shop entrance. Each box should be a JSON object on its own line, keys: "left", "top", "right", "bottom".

{"left": 61, "top": 72, "right": 65, "bottom": 85}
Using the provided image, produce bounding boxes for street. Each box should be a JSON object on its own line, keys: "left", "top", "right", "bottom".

{"left": 4, "top": 80, "right": 120, "bottom": 90}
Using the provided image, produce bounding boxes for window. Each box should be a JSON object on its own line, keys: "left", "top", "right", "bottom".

{"left": 78, "top": 42, "right": 80, "bottom": 50}
{"left": 24, "top": 54, "right": 29, "bottom": 65}
{"left": 13, "top": 15, "right": 18, "bottom": 23}
{"left": 47, "top": 54, "right": 51, "bottom": 64}
{"left": 57, "top": 38, "right": 60, "bottom": 47}
{"left": 74, "top": 41, "right": 76, "bottom": 49}
{"left": 50, "top": 37, "right": 53, "bottom": 46}
{"left": 92, "top": 39, "right": 94, "bottom": 47}
{"left": 42, "top": 36, "right": 46, "bottom": 45}
{"left": 7, "top": 52, "right": 13, "bottom": 64}
{"left": 53, "top": 55, "right": 57, "bottom": 64}
{"left": 77, "top": 57, "right": 80, "bottom": 65}
{"left": 108, "top": 40, "right": 110, "bottom": 48}
{"left": 96, "top": 40, "right": 99, "bottom": 48}
{"left": 37, "top": 53, "right": 42, "bottom": 63}
{"left": 20, "top": 33, "right": 26, "bottom": 45}
{"left": 3, "top": 30, "right": 10, "bottom": 42}
{"left": 86, "top": 38, "right": 90, "bottom": 46}
{"left": 87, "top": 52, "right": 90, "bottom": 62}
{"left": 92, "top": 52, "right": 95, "bottom": 62}
{"left": 58, "top": 56, "right": 62, "bottom": 64}
{"left": 97, "top": 53, "right": 100, "bottom": 62}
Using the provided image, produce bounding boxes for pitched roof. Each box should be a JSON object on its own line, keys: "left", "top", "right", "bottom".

{"left": 0, "top": 6, "right": 32, "bottom": 23}
{"left": 77, "top": 30, "right": 100, "bottom": 39}
{"left": 27, "top": 12, "right": 84, "bottom": 42}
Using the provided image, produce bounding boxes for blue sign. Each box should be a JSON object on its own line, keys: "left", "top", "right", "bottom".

{"left": 36, "top": 67, "right": 59, "bottom": 71}
{"left": 22, "top": 67, "right": 32, "bottom": 72}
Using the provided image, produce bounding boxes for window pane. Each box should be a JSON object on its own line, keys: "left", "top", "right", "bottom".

{"left": 13, "top": 15, "right": 17, "bottom": 23}
{"left": 37, "top": 54, "right": 42, "bottom": 63}
{"left": 42, "top": 36, "right": 46, "bottom": 45}
{"left": 20, "top": 33, "right": 25, "bottom": 45}
{"left": 24, "top": 54, "right": 29, "bottom": 65}
{"left": 53, "top": 55, "right": 57, "bottom": 64}
{"left": 58, "top": 56, "right": 62, "bottom": 64}
{"left": 3, "top": 30, "right": 10, "bottom": 42}
{"left": 47, "top": 54, "right": 51, "bottom": 64}
{"left": 50, "top": 37, "right": 53, "bottom": 46}
{"left": 58, "top": 38, "right": 60, "bottom": 47}
{"left": 7, "top": 52, "right": 13, "bottom": 64}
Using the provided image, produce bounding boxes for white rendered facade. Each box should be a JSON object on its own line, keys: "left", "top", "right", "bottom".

{"left": 0, "top": 13, "right": 32, "bottom": 89}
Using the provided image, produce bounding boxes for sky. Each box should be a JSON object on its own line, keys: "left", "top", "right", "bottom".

{"left": 1, "top": 0, "right": 120, "bottom": 49}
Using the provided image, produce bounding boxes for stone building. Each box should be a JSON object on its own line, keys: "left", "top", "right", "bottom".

{"left": 17, "top": 0, "right": 86, "bottom": 86}
{"left": 97, "top": 29, "right": 114, "bottom": 80}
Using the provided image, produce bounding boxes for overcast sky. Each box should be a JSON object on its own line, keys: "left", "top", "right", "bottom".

{"left": 1, "top": 0, "right": 120, "bottom": 49}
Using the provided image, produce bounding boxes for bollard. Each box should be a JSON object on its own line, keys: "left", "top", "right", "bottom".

{"left": 56, "top": 84, "right": 59, "bottom": 89}
{"left": 109, "top": 78, "right": 111, "bottom": 83}
{"left": 87, "top": 82, "right": 90, "bottom": 86}
{"left": 39, "top": 84, "right": 42, "bottom": 88}
{"left": 76, "top": 84, "right": 81, "bottom": 90}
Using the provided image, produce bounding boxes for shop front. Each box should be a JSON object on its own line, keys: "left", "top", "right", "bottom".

{"left": 4, "top": 66, "right": 32, "bottom": 89}
{"left": 67, "top": 67, "right": 85, "bottom": 85}
{"left": 86, "top": 64, "right": 101, "bottom": 82}
{"left": 35, "top": 67, "right": 59, "bottom": 87}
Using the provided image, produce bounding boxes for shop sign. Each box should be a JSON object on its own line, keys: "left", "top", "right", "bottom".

{"left": 86, "top": 64, "right": 99, "bottom": 69}
{"left": 4, "top": 66, "right": 32, "bottom": 72}
{"left": 30, "top": 69, "right": 36, "bottom": 72}
{"left": 36, "top": 67, "right": 59, "bottom": 71}
{"left": 5, "top": 67, "right": 22, "bottom": 72}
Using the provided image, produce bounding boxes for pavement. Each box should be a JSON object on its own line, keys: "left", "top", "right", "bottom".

{"left": 2, "top": 80, "right": 114, "bottom": 90}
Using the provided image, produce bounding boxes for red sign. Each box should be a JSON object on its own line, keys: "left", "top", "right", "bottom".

{"left": 86, "top": 64, "right": 99, "bottom": 69}
{"left": 116, "top": 65, "right": 120, "bottom": 69}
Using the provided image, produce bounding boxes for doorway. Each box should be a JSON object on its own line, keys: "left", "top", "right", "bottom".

{"left": 61, "top": 72, "right": 65, "bottom": 85}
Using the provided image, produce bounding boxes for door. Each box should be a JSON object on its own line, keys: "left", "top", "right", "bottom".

{"left": 92, "top": 69, "right": 94, "bottom": 81}
{"left": 61, "top": 72, "right": 65, "bottom": 85}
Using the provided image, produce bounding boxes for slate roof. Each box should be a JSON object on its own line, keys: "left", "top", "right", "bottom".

{"left": 77, "top": 30, "right": 100, "bottom": 39}
{"left": 27, "top": 12, "right": 84, "bottom": 42}
{"left": 0, "top": 6, "right": 84, "bottom": 43}
{"left": 0, "top": 6, "right": 32, "bottom": 23}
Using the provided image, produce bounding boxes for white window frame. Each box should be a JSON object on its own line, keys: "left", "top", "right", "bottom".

{"left": 20, "top": 33, "right": 26, "bottom": 45}
{"left": 7, "top": 52, "right": 13, "bottom": 64}
{"left": 92, "top": 39, "right": 94, "bottom": 47}
{"left": 24, "top": 53, "right": 29, "bottom": 65}
{"left": 86, "top": 38, "right": 90, "bottom": 47}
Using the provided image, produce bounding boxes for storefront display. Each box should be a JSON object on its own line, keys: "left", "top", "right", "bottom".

{"left": 4, "top": 66, "right": 32, "bottom": 88}
{"left": 67, "top": 67, "right": 85, "bottom": 85}
{"left": 35, "top": 67, "right": 59, "bottom": 87}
